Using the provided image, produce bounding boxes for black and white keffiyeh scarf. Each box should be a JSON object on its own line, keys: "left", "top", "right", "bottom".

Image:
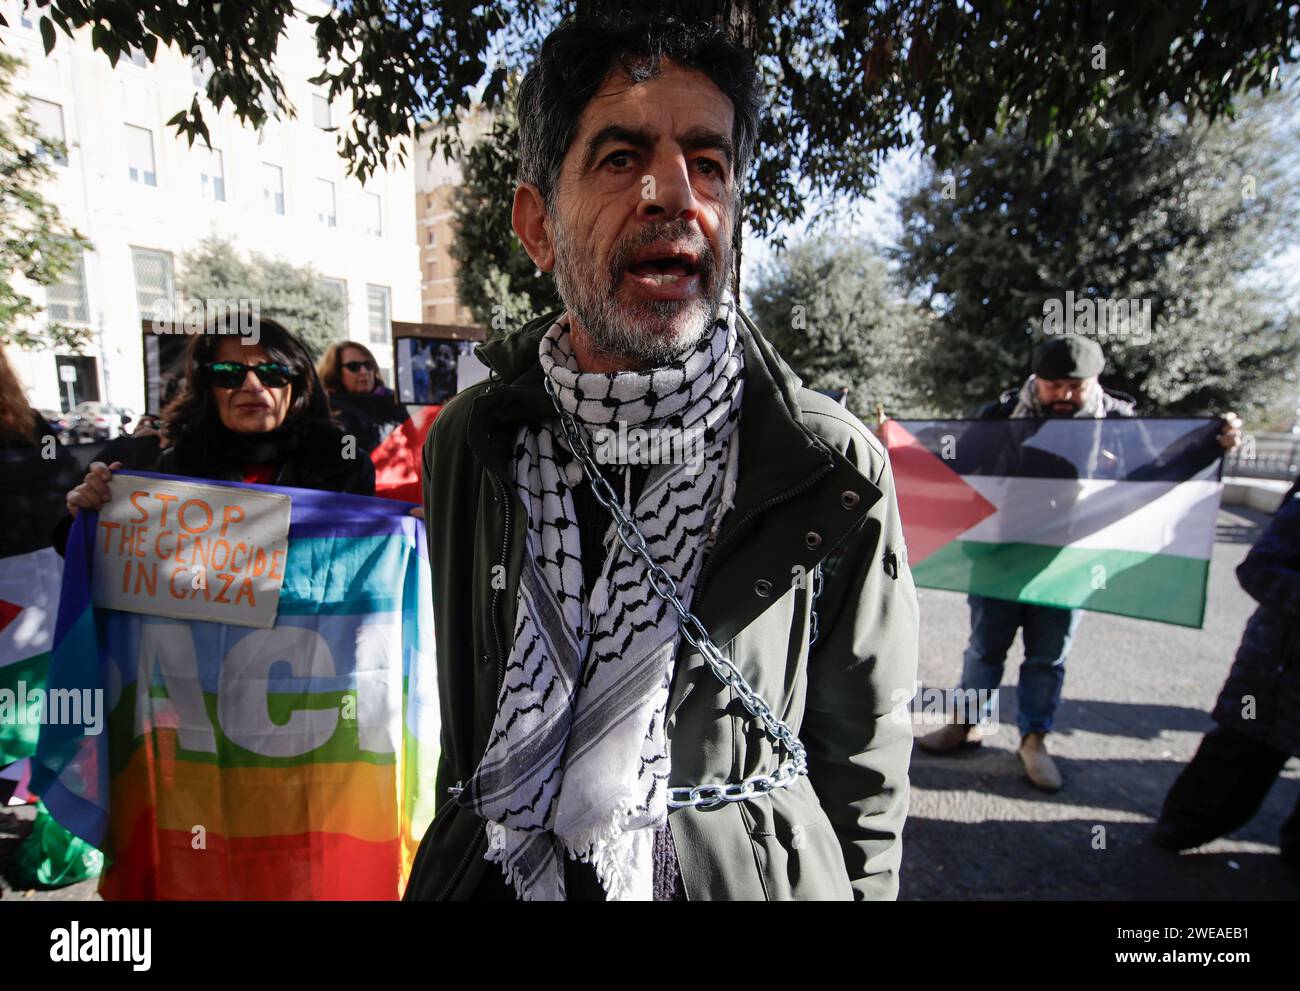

{"left": 1010, "top": 374, "right": 1105, "bottom": 419}
{"left": 460, "top": 301, "right": 744, "bottom": 900}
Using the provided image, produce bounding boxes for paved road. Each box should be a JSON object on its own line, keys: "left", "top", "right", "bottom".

{"left": 3, "top": 506, "right": 1295, "bottom": 902}
{"left": 903, "top": 503, "right": 1299, "bottom": 900}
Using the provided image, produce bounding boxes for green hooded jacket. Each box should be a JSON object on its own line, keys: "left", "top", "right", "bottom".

{"left": 404, "top": 310, "right": 919, "bottom": 901}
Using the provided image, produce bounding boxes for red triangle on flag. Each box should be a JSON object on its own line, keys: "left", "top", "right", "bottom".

{"left": 881, "top": 420, "right": 997, "bottom": 565}
{"left": 371, "top": 405, "right": 442, "bottom": 503}
{"left": 0, "top": 599, "right": 21, "bottom": 635}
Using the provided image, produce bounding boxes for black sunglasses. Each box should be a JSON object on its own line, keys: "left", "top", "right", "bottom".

{"left": 204, "top": 361, "right": 295, "bottom": 389}
{"left": 342, "top": 360, "right": 376, "bottom": 373}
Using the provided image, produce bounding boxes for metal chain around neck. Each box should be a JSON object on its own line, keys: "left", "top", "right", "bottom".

{"left": 543, "top": 375, "right": 808, "bottom": 810}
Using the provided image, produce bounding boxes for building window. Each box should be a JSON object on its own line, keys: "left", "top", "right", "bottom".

{"left": 426, "top": 260, "right": 436, "bottom": 280}
{"left": 20, "top": 12, "right": 34, "bottom": 29}
{"left": 366, "top": 285, "right": 391, "bottom": 345}
{"left": 47, "top": 248, "right": 90, "bottom": 324}
{"left": 29, "top": 98, "right": 68, "bottom": 166}
{"left": 364, "top": 192, "right": 382, "bottom": 236}
{"left": 316, "top": 179, "right": 336, "bottom": 227}
{"left": 132, "top": 248, "right": 175, "bottom": 323}
{"left": 312, "top": 94, "right": 333, "bottom": 130}
{"left": 261, "top": 163, "right": 285, "bottom": 215}
{"left": 427, "top": 228, "right": 437, "bottom": 247}
{"left": 125, "top": 125, "right": 157, "bottom": 186}
{"left": 320, "top": 277, "right": 348, "bottom": 336}
{"left": 198, "top": 145, "right": 225, "bottom": 202}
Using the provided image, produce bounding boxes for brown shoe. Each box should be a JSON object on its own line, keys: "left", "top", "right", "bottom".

{"left": 1018, "top": 732, "right": 1062, "bottom": 791}
{"left": 915, "top": 722, "right": 982, "bottom": 753}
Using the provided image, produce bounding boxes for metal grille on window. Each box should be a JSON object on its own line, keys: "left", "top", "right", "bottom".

{"left": 320, "top": 278, "right": 348, "bottom": 337}
{"left": 47, "top": 249, "right": 90, "bottom": 324}
{"left": 366, "top": 285, "right": 390, "bottom": 345}
{"left": 132, "top": 248, "right": 175, "bottom": 325}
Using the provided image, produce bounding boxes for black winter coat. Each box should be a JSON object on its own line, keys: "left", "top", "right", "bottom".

{"left": 1213, "top": 492, "right": 1300, "bottom": 757}
{"left": 157, "top": 421, "right": 375, "bottom": 495}
{"left": 328, "top": 390, "right": 409, "bottom": 456}
{"left": 2, "top": 417, "right": 82, "bottom": 559}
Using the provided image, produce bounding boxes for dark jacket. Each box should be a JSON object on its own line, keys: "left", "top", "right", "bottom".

{"left": 404, "top": 310, "right": 919, "bottom": 901}
{"left": 328, "top": 391, "right": 410, "bottom": 456}
{"left": 1213, "top": 492, "right": 1300, "bottom": 757}
{"left": 3, "top": 417, "right": 82, "bottom": 559}
{"left": 157, "top": 422, "right": 375, "bottom": 495}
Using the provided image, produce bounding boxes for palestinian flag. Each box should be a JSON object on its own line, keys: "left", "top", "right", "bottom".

{"left": 0, "top": 442, "right": 79, "bottom": 767}
{"left": 329, "top": 392, "right": 440, "bottom": 503}
{"left": 0, "top": 547, "right": 62, "bottom": 767}
{"left": 370, "top": 405, "right": 440, "bottom": 503}
{"left": 882, "top": 417, "right": 1224, "bottom": 628}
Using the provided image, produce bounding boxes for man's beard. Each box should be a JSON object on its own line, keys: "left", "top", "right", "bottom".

{"left": 551, "top": 217, "right": 731, "bottom": 369}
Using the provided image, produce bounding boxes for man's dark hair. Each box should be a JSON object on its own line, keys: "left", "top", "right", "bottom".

{"left": 517, "top": 16, "right": 761, "bottom": 208}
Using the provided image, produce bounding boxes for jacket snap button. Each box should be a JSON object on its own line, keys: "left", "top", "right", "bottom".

{"left": 791, "top": 825, "right": 807, "bottom": 850}
{"left": 841, "top": 490, "right": 860, "bottom": 509}
{"left": 754, "top": 579, "right": 773, "bottom": 598}
{"left": 805, "top": 531, "right": 822, "bottom": 549}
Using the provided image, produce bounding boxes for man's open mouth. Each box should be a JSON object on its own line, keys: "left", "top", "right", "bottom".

{"left": 622, "top": 243, "right": 705, "bottom": 297}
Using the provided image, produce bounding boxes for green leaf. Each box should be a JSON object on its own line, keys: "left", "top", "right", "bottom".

{"left": 39, "top": 16, "right": 55, "bottom": 56}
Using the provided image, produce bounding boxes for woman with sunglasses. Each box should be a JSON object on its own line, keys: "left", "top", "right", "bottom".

{"left": 65, "top": 317, "right": 374, "bottom": 519}
{"left": 317, "top": 340, "right": 408, "bottom": 456}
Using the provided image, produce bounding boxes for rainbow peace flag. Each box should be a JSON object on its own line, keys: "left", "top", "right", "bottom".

{"left": 30, "top": 474, "right": 439, "bottom": 899}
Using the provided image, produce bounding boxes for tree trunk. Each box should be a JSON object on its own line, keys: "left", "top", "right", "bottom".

{"left": 573, "top": 0, "right": 758, "bottom": 301}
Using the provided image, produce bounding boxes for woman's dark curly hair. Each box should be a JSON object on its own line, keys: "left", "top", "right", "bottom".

{"left": 163, "top": 315, "right": 334, "bottom": 459}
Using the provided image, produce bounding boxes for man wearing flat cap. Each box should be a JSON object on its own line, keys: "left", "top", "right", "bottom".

{"left": 917, "top": 335, "right": 1241, "bottom": 791}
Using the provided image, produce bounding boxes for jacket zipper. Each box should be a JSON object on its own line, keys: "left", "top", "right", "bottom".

{"left": 436, "top": 462, "right": 513, "bottom": 900}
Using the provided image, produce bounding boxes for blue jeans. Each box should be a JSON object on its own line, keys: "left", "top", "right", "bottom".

{"left": 958, "top": 595, "right": 1082, "bottom": 735}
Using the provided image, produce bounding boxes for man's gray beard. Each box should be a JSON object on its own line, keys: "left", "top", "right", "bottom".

{"left": 551, "top": 218, "right": 731, "bottom": 369}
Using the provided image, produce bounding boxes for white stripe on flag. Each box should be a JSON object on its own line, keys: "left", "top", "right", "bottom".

{"left": 0, "top": 546, "right": 64, "bottom": 668}
{"left": 959, "top": 475, "right": 1221, "bottom": 560}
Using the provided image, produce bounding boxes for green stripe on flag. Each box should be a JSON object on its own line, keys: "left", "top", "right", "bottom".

{"left": 106, "top": 684, "right": 408, "bottom": 775}
{"left": 0, "top": 651, "right": 50, "bottom": 764}
{"left": 911, "top": 540, "right": 1210, "bottom": 628}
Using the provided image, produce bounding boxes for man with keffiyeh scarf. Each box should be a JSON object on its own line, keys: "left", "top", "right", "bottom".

{"left": 404, "top": 15, "right": 919, "bottom": 901}
{"left": 917, "top": 335, "right": 1242, "bottom": 793}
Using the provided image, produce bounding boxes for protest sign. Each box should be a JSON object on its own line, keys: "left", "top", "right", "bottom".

{"left": 90, "top": 474, "right": 291, "bottom": 629}
{"left": 33, "top": 480, "right": 439, "bottom": 899}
